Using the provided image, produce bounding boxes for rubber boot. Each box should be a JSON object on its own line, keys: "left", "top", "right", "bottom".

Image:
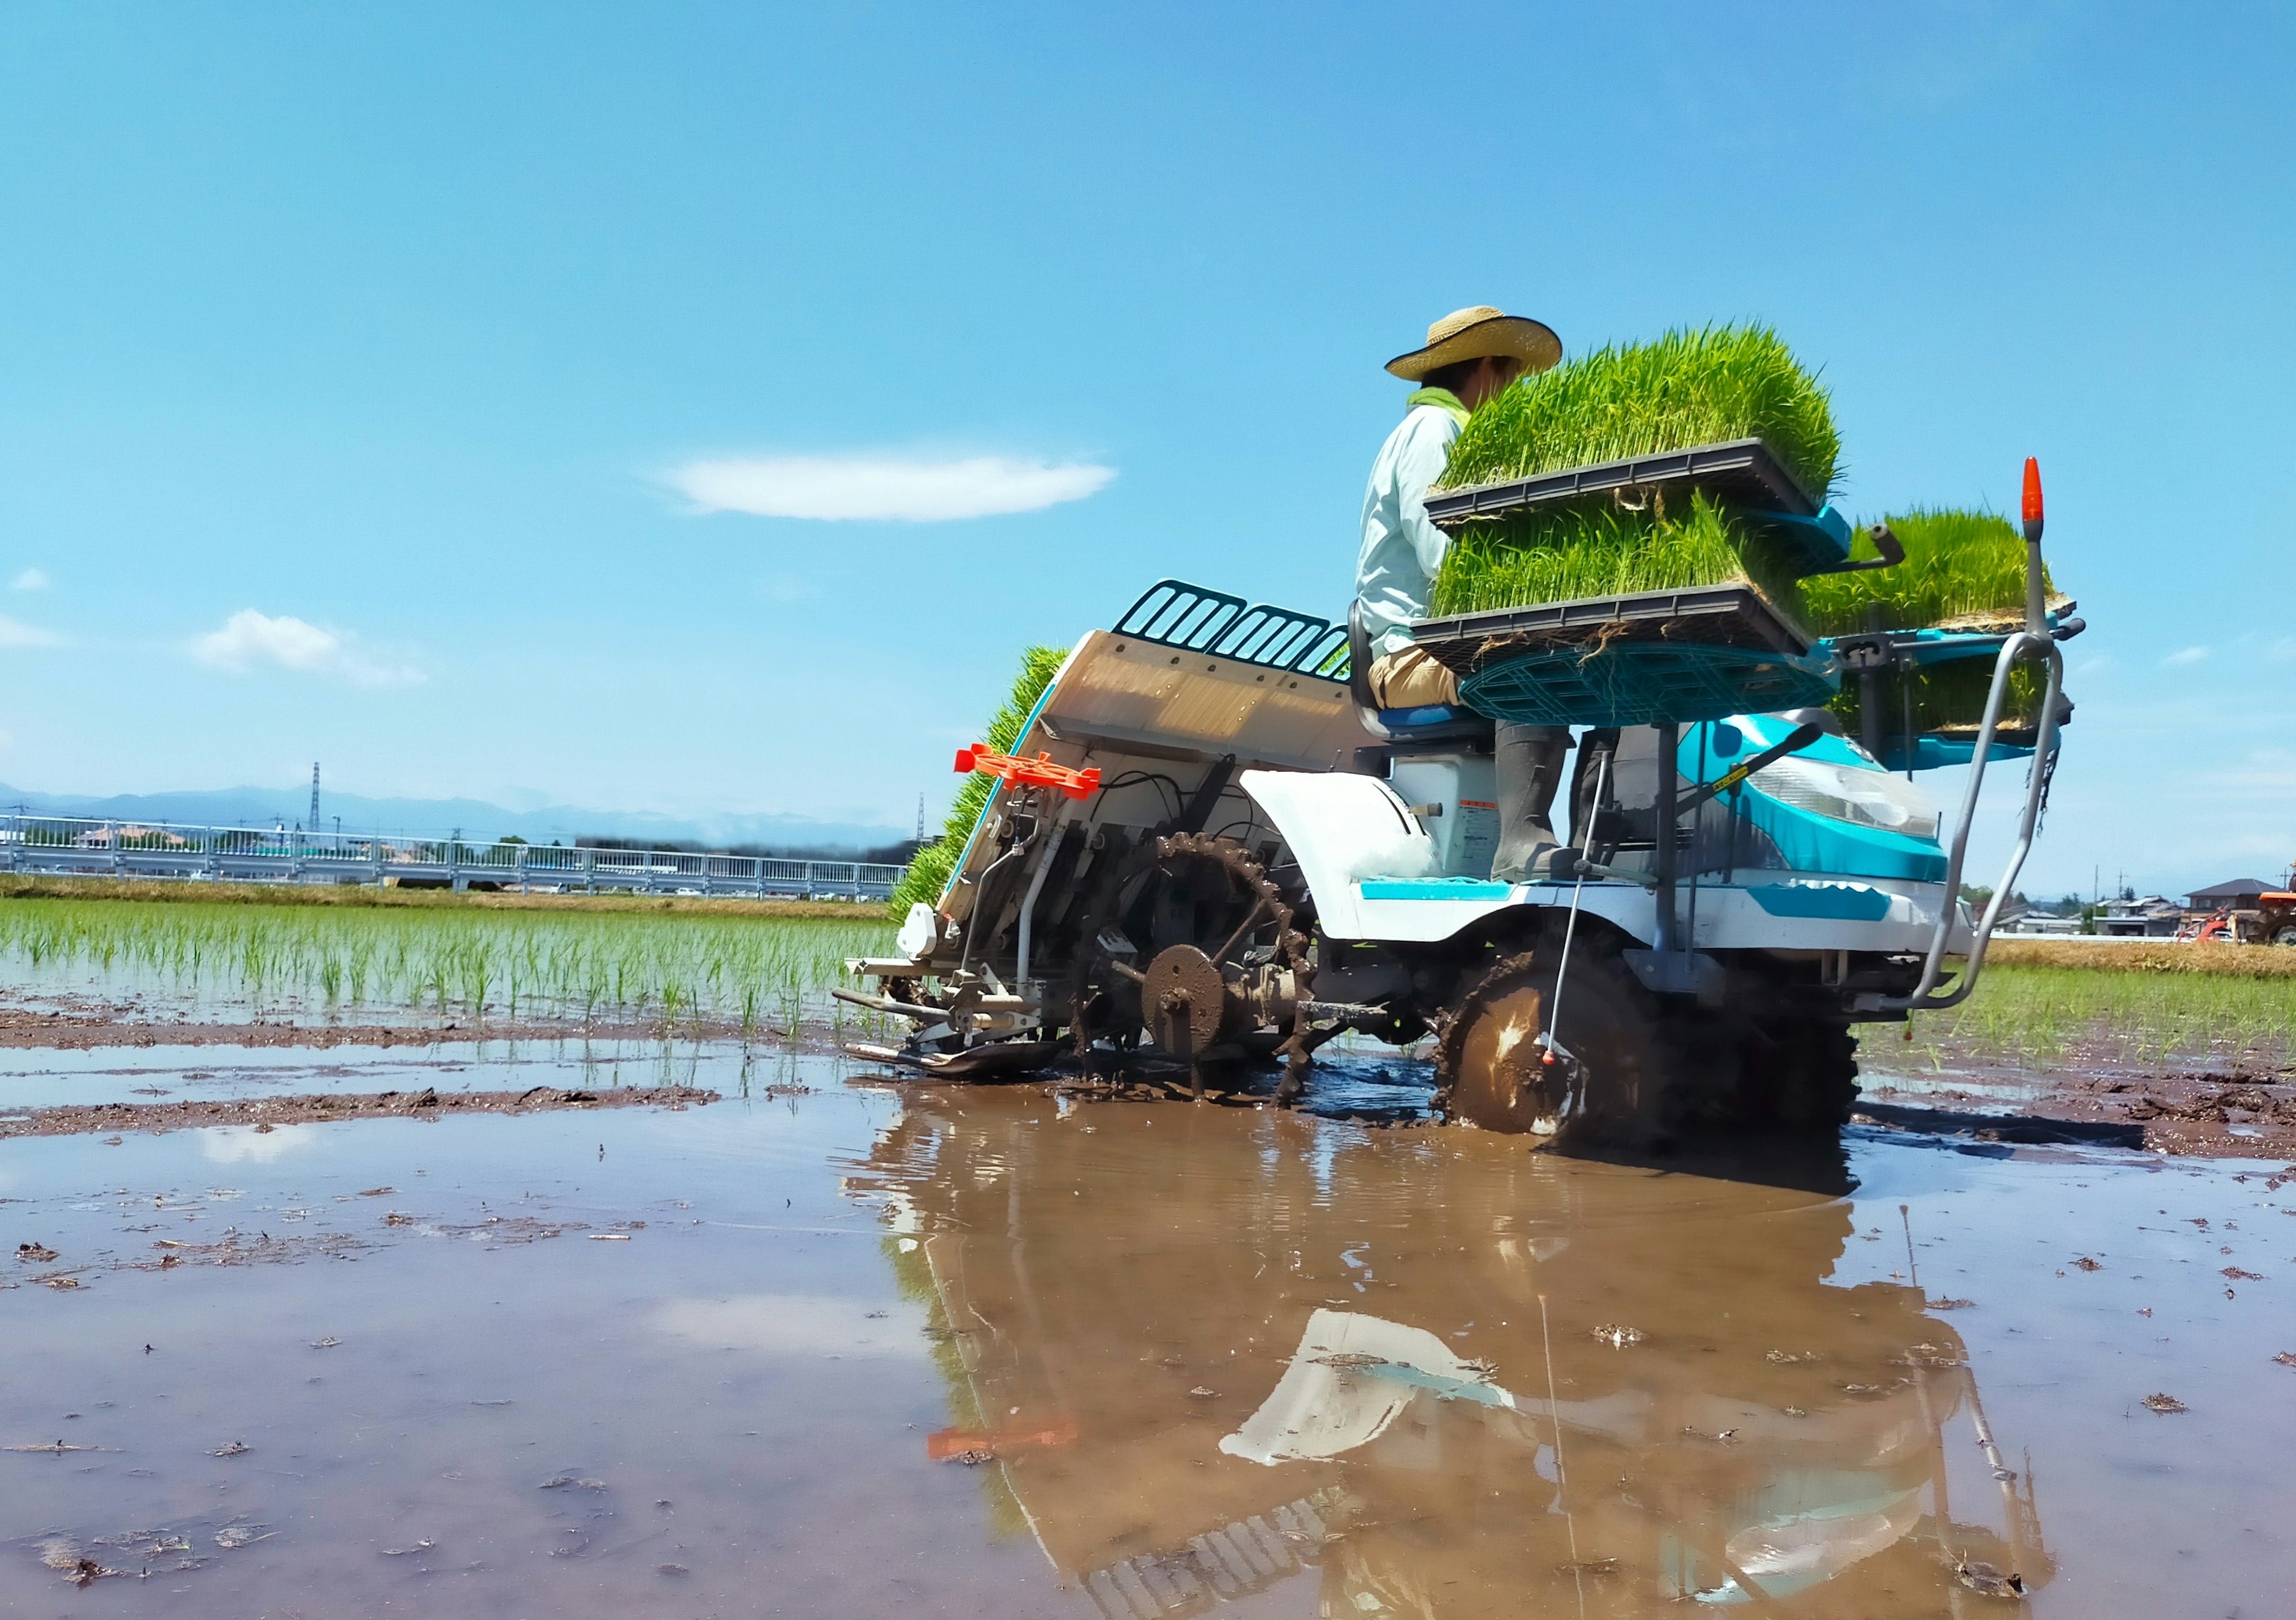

{"left": 1490, "top": 724, "right": 1575, "bottom": 882}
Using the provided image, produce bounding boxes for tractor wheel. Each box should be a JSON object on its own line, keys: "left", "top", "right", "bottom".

{"left": 2275, "top": 927, "right": 2296, "bottom": 948}
{"left": 1436, "top": 949, "right": 1692, "bottom": 1145}
{"left": 1740, "top": 1019, "right": 1862, "bottom": 1133}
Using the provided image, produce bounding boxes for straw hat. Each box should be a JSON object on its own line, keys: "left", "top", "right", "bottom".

{"left": 1385, "top": 305, "right": 1562, "bottom": 381}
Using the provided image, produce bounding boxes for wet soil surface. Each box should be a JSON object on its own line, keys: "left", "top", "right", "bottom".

{"left": 0, "top": 992, "right": 804, "bottom": 1052}
{"left": 0, "top": 1084, "right": 716, "bottom": 1141}
{"left": 4, "top": 1046, "right": 2293, "bottom": 1616}
{"left": 1861, "top": 1054, "right": 2296, "bottom": 1160}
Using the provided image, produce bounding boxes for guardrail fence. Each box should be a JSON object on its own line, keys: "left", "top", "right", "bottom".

{"left": 0, "top": 814, "right": 905, "bottom": 902}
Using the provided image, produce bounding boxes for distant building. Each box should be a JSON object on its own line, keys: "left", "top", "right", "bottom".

{"left": 2185, "top": 878, "right": 2279, "bottom": 911}
{"left": 2099, "top": 895, "right": 2181, "bottom": 938}
{"left": 2000, "top": 909, "right": 2084, "bottom": 936}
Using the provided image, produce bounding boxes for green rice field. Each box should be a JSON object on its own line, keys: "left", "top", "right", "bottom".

{"left": 1906, "top": 963, "right": 2296, "bottom": 1072}
{"left": 0, "top": 897, "right": 894, "bottom": 1033}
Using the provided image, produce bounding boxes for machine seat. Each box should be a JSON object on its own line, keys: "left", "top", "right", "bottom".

{"left": 1379, "top": 703, "right": 1482, "bottom": 730}
{"left": 1347, "top": 600, "right": 1495, "bottom": 749}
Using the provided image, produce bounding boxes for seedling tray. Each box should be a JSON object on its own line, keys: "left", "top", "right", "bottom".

{"left": 1415, "top": 583, "right": 1831, "bottom": 729}
{"left": 1425, "top": 437, "right": 1818, "bottom": 524}
{"left": 1457, "top": 642, "right": 1839, "bottom": 729}
{"left": 1412, "top": 581, "right": 1813, "bottom": 678}
{"left": 1423, "top": 438, "right": 1852, "bottom": 575}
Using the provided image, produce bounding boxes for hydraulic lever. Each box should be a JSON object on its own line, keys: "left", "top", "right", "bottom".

{"left": 1675, "top": 722, "right": 1824, "bottom": 820}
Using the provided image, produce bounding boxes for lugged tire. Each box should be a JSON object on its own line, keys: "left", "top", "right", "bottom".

{"left": 1437, "top": 948, "right": 1683, "bottom": 1146}
{"left": 1740, "top": 1018, "right": 1861, "bottom": 1133}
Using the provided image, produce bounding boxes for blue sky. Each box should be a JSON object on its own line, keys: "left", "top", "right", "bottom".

{"left": 0, "top": 3, "right": 2290, "bottom": 895}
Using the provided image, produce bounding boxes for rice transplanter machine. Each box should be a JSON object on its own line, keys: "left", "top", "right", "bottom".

{"left": 845, "top": 454, "right": 2078, "bottom": 1142}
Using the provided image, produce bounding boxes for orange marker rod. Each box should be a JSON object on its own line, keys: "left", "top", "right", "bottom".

{"left": 953, "top": 745, "right": 1102, "bottom": 800}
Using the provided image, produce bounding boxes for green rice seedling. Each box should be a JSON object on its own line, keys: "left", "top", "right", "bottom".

{"left": 1430, "top": 490, "right": 1810, "bottom": 632}
{"left": 0, "top": 898, "right": 891, "bottom": 1030}
{"left": 1438, "top": 324, "right": 1841, "bottom": 503}
{"left": 888, "top": 644, "right": 1068, "bottom": 919}
{"left": 1906, "top": 964, "right": 2296, "bottom": 1072}
{"left": 1800, "top": 509, "right": 2062, "bottom": 637}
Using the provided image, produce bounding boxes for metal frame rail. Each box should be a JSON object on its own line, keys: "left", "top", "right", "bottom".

{"left": 1859, "top": 470, "right": 2068, "bottom": 1014}
{"left": 0, "top": 815, "right": 903, "bottom": 901}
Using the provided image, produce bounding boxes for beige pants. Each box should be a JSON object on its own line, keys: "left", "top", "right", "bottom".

{"left": 1366, "top": 646, "right": 1460, "bottom": 709}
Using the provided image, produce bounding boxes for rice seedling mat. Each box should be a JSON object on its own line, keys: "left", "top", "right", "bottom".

{"left": 1423, "top": 438, "right": 1853, "bottom": 576}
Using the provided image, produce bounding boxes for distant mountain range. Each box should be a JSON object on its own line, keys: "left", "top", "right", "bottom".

{"left": 0, "top": 782, "right": 910, "bottom": 858}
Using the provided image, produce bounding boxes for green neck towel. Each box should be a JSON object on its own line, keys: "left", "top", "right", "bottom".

{"left": 1405, "top": 386, "right": 1471, "bottom": 428}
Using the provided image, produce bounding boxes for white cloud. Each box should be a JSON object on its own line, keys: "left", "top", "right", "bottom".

{"left": 0, "top": 615, "right": 63, "bottom": 649}
{"left": 668, "top": 452, "right": 1116, "bottom": 522}
{"left": 190, "top": 610, "right": 420, "bottom": 688}
{"left": 2161, "top": 645, "right": 2209, "bottom": 667}
{"left": 200, "top": 1123, "right": 318, "bottom": 1163}
{"left": 652, "top": 1293, "right": 926, "bottom": 1358}
{"left": 13, "top": 568, "right": 48, "bottom": 592}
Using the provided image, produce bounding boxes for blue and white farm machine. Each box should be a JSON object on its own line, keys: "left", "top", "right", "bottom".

{"left": 847, "top": 449, "right": 2080, "bottom": 1144}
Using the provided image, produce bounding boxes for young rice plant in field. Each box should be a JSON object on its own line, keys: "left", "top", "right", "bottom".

{"left": 1907, "top": 965, "right": 2296, "bottom": 1071}
{"left": 0, "top": 899, "right": 891, "bottom": 1030}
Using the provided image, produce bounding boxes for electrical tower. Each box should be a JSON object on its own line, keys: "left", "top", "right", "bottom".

{"left": 310, "top": 763, "right": 320, "bottom": 834}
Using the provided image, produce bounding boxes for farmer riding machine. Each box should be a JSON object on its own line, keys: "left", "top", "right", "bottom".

{"left": 845, "top": 452, "right": 2079, "bottom": 1145}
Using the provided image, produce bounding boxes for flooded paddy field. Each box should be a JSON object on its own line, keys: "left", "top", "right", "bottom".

{"left": 5, "top": 1041, "right": 2294, "bottom": 1617}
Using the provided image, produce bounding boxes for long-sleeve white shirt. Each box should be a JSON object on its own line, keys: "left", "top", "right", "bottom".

{"left": 1353, "top": 401, "right": 1463, "bottom": 658}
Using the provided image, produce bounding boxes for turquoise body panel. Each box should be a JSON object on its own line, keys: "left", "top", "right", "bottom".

{"left": 1360, "top": 879, "right": 1515, "bottom": 901}
{"left": 1743, "top": 882, "right": 1895, "bottom": 921}
{"left": 1686, "top": 714, "right": 1949, "bottom": 884}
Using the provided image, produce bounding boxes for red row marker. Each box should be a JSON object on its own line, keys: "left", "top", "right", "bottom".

{"left": 926, "top": 1417, "right": 1079, "bottom": 1461}
{"left": 2022, "top": 456, "right": 2044, "bottom": 543}
{"left": 954, "top": 745, "right": 1102, "bottom": 800}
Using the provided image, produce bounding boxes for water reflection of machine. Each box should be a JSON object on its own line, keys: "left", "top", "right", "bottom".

{"left": 844, "top": 1089, "right": 2051, "bottom": 1615}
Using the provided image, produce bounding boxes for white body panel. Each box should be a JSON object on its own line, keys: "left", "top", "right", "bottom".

{"left": 1239, "top": 764, "right": 1968, "bottom": 954}
{"left": 1388, "top": 753, "right": 1500, "bottom": 878}
{"left": 1234, "top": 770, "right": 1439, "bottom": 943}
{"left": 1338, "top": 876, "right": 1972, "bottom": 953}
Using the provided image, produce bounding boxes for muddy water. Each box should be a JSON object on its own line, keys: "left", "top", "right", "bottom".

{"left": 3, "top": 1054, "right": 2291, "bottom": 1616}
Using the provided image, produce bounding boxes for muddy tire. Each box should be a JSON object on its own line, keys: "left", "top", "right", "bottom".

{"left": 1741, "top": 1019, "right": 1861, "bottom": 1133}
{"left": 1436, "top": 949, "right": 1690, "bottom": 1145}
